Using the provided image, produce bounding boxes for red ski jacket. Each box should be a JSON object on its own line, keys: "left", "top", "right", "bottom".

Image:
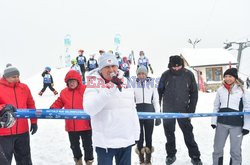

{"left": 50, "top": 70, "right": 91, "bottom": 132}
{"left": 0, "top": 78, "right": 37, "bottom": 136}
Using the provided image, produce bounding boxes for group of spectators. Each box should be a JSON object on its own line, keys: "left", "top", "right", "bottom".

{"left": 0, "top": 53, "right": 249, "bottom": 165}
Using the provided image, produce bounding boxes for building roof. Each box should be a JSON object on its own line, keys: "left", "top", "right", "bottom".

{"left": 180, "top": 48, "right": 237, "bottom": 67}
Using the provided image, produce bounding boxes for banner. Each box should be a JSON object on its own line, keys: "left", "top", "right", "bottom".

{"left": 15, "top": 109, "right": 250, "bottom": 120}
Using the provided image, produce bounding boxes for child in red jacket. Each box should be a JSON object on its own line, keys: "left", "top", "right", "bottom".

{"left": 50, "top": 70, "right": 93, "bottom": 165}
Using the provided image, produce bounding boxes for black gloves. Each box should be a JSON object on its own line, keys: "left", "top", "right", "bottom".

{"left": 242, "top": 129, "right": 249, "bottom": 136}
{"left": 155, "top": 119, "right": 161, "bottom": 126}
{"left": 111, "top": 76, "right": 123, "bottom": 86}
{"left": 211, "top": 125, "right": 216, "bottom": 129}
{"left": 187, "top": 107, "right": 195, "bottom": 113}
{"left": 111, "top": 76, "right": 123, "bottom": 91}
{"left": 30, "top": 124, "right": 38, "bottom": 135}
{"left": 0, "top": 104, "right": 17, "bottom": 128}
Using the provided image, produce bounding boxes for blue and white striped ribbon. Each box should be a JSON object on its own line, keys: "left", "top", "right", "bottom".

{"left": 15, "top": 109, "right": 250, "bottom": 120}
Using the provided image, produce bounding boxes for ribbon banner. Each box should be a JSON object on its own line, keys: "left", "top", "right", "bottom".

{"left": 15, "top": 109, "right": 250, "bottom": 120}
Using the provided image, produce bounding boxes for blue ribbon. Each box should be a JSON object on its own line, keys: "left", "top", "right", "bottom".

{"left": 15, "top": 109, "right": 250, "bottom": 120}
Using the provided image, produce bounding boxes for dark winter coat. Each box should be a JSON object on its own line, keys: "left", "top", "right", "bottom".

{"left": 76, "top": 55, "right": 86, "bottom": 66}
{"left": 158, "top": 68, "right": 198, "bottom": 113}
{"left": 0, "top": 78, "right": 37, "bottom": 136}
{"left": 50, "top": 70, "right": 91, "bottom": 132}
{"left": 86, "top": 58, "right": 98, "bottom": 71}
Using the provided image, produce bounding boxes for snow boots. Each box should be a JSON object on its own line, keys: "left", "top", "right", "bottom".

{"left": 74, "top": 158, "right": 83, "bottom": 165}
{"left": 135, "top": 147, "right": 146, "bottom": 165}
{"left": 53, "top": 90, "right": 58, "bottom": 95}
{"left": 38, "top": 91, "right": 43, "bottom": 96}
{"left": 166, "top": 156, "right": 176, "bottom": 165}
{"left": 136, "top": 147, "right": 154, "bottom": 165}
{"left": 86, "top": 160, "right": 94, "bottom": 165}
{"left": 145, "top": 147, "right": 154, "bottom": 165}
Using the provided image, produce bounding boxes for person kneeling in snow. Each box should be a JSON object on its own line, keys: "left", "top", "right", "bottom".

{"left": 84, "top": 53, "right": 140, "bottom": 165}
{"left": 50, "top": 70, "right": 94, "bottom": 165}
{"left": 211, "top": 68, "right": 250, "bottom": 165}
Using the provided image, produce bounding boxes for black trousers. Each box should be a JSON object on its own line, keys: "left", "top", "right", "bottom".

{"left": 68, "top": 130, "right": 93, "bottom": 162}
{"left": 79, "top": 64, "right": 86, "bottom": 81}
{"left": 0, "top": 132, "right": 32, "bottom": 165}
{"left": 0, "top": 144, "right": 9, "bottom": 165}
{"left": 163, "top": 118, "right": 200, "bottom": 159}
{"left": 137, "top": 119, "right": 154, "bottom": 150}
{"left": 40, "top": 83, "right": 55, "bottom": 92}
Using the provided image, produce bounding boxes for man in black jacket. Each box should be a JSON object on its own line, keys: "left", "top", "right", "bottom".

{"left": 158, "top": 55, "right": 202, "bottom": 165}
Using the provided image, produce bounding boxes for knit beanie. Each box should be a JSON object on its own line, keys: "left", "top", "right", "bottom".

{"left": 98, "top": 53, "right": 119, "bottom": 70}
{"left": 6, "top": 63, "right": 12, "bottom": 67}
{"left": 168, "top": 55, "right": 184, "bottom": 68}
{"left": 224, "top": 68, "right": 238, "bottom": 79}
{"left": 136, "top": 65, "right": 148, "bottom": 75}
{"left": 3, "top": 66, "right": 20, "bottom": 78}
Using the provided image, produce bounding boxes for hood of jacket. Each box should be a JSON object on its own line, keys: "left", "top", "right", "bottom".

{"left": 64, "top": 70, "right": 82, "bottom": 88}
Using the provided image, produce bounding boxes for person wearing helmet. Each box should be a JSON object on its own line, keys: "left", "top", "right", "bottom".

{"left": 76, "top": 50, "right": 87, "bottom": 82}
{"left": 86, "top": 54, "right": 98, "bottom": 72}
{"left": 120, "top": 56, "right": 130, "bottom": 78}
{"left": 38, "top": 67, "right": 58, "bottom": 96}
{"left": 71, "top": 59, "right": 82, "bottom": 76}
{"left": 137, "top": 51, "right": 154, "bottom": 74}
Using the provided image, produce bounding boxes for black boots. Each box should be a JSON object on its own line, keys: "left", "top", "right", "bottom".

{"left": 166, "top": 156, "right": 176, "bottom": 165}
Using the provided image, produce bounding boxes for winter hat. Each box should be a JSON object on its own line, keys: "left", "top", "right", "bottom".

{"left": 136, "top": 65, "right": 148, "bottom": 75}
{"left": 6, "top": 63, "right": 12, "bottom": 67}
{"left": 98, "top": 53, "right": 119, "bottom": 70}
{"left": 3, "top": 65, "right": 20, "bottom": 78}
{"left": 168, "top": 55, "right": 184, "bottom": 68}
{"left": 224, "top": 68, "right": 238, "bottom": 79}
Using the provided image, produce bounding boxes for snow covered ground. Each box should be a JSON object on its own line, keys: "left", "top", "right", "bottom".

{"left": 15, "top": 67, "right": 250, "bottom": 165}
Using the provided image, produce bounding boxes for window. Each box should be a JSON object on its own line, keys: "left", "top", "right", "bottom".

{"left": 206, "top": 67, "right": 222, "bottom": 81}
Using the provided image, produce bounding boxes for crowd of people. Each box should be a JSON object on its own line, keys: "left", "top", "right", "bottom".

{"left": 0, "top": 51, "right": 250, "bottom": 165}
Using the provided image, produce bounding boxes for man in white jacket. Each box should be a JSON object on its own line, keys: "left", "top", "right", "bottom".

{"left": 83, "top": 53, "right": 140, "bottom": 165}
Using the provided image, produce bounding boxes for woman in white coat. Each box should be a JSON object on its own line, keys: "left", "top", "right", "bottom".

{"left": 211, "top": 68, "right": 250, "bottom": 165}
{"left": 134, "top": 65, "right": 161, "bottom": 165}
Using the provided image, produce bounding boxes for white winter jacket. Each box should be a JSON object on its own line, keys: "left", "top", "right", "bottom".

{"left": 83, "top": 70, "right": 140, "bottom": 149}
{"left": 211, "top": 84, "right": 250, "bottom": 130}
{"left": 134, "top": 78, "right": 160, "bottom": 113}
{"left": 71, "top": 64, "right": 82, "bottom": 76}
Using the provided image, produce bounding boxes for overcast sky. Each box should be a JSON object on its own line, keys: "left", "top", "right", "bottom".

{"left": 0, "top": 0, "right": 249, "bottom": 78}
